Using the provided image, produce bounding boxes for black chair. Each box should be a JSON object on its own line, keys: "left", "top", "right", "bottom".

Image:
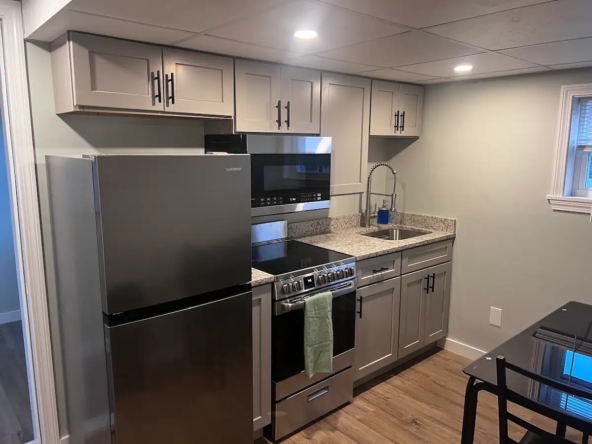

{"left": 496, "top": 356, "right": 592, "bottom": 444}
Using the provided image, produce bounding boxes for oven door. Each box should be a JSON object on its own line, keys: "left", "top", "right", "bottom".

{"left": 272, "top": 281, "right": 356, "bottom": 400}
{"left": 251, "top": 153, "right": 331, "bottom": 217}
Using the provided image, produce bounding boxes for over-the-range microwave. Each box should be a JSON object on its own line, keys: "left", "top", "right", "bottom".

{"left": 205, "top": 135, "right": 331, "bottom": 217}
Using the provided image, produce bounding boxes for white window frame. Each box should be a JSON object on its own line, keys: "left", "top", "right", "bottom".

{"left": 548, "top": 84, "right": 592, "bottom": 213}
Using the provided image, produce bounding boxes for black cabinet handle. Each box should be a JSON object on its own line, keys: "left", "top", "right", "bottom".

{"left": 285, "top": 101, "right": 291, "bottom": 130}
{"left": 394, "top": 111, "right": 400, "bottom": 132}
{"left": 430, "top": 273, "right": 435, "bottom": 292}
{"left": 357, "top": 297, "right": 363, "bottom": 318}
{"left": 165, "top": 73, "right": 175, "bottom": 106}
{"left": 276, "top": 100, "right": 282, "bottom": 130}
{"left": 372, "top": 267, "right": 389, "bottom": 274}
{"left": 152, "top": 70, "right": 162, "bottom": 104}
{"left": 424, "top": 275, "right": 430, "bottom": 293}
{"left": 400, "top": 111, "right": 406, "bottom": 132}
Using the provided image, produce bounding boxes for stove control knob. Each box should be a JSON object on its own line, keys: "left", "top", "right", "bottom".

{"left": 336, "top": 269, "right": 344, "bottom": 279}
{"left": 293, "top": 281, "right": 301, "bottom": 291}
{"left": 320, "top": 274, "right": 328, "bottom": 284}
{"left": 282, "top": 284, "right": 290, "bottom": 294}
{"left": 328, "top": 272, "right": 335, "bottom": 282}
{"left": 347, "top": 268, "right": 355, "bottom": 277}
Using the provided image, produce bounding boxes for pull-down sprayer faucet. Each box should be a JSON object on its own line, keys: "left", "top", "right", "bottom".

{"left": 365, "top": 163, "right": 397, "bottom": 228}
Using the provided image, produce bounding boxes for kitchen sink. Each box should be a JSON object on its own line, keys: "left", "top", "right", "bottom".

{"left": 363, "top": 228, "right": 429, "bottom": 240}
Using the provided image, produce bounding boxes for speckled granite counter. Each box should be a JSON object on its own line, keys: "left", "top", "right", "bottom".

{"left": 251, "top": 268, "right": 274, "bottom": 286}
{"left": 297, "top": 222, "right": 455, "bottom": 261}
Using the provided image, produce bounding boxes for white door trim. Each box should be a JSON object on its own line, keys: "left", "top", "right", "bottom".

{"left": 0, "top": 1, "right": 60, "bottom": 443}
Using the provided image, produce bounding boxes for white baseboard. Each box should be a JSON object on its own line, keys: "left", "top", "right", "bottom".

{"left": 0, "top": 309, "right": 20, "bottom": 325}
{"left": 438, "top": 337, "right": 486, "bottom": 361}
{"left": 60, "top": 435, "right": 69, "bottom": 444}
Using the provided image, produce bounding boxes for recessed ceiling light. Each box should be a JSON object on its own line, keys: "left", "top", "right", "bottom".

{"left": 454, "top": 64, "right": 473, "bottom": 73}
{"left": 294, "top": 30, "right": 318, "bottom": 40}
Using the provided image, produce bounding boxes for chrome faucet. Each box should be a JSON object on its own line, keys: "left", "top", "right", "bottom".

{"left": 365, "top": 163, "right": 397, "bottom": 228}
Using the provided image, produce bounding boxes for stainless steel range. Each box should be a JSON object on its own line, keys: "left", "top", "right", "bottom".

{"left": 252, "top": 222, "right": 357, "bottom": 441}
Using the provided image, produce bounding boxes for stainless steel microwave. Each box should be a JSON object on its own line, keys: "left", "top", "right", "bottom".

{"left": 205, "top": 135, "right": 331, "bottom": 217}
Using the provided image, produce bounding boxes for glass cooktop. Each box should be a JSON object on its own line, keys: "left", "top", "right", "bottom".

{"left": 252, "top": 240, "right": 352, "bottom": 276}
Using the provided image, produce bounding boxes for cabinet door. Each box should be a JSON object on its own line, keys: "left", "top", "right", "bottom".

{"left": 370, "top": 80, "right": 399, "bottom": 136}
{"left": 424, "top": 262, "right": 452, "bottom": 345}
{"left": 280, "top": 67, "right": 321, "bottom": 134}
{"left": 398, "top": 84, "right": 424, "bottom": 137}
{"left": 354, "top": 277, "right": 401, "bottom": 381}
{"left": 235, "top": 60, "right": 282, "bottom": 133}
{"left": 322, "top": 73, "right": 371, "bottom": 195}
{"left": 163, "top": 48, "right": 234, "bottom": 116}
{"left": 399, "top": 269, "right": 428, "bottom": 358}
{"left": 252, "top": 285, "right": 272, "bottom": 431}
{"left": 70, "top": 32, "right": 163, "bottom": 112}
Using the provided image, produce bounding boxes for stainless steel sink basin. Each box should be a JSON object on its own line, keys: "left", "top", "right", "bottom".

{"left": 363, "top": 228, "right": 429, "bottom": 240}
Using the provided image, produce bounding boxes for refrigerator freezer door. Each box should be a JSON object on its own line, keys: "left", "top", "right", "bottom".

{"left": 105, "top": 290, "right": 252, "bottom": 444}
{"left": 94, "top": 155, "right": 251, "bottom": 314}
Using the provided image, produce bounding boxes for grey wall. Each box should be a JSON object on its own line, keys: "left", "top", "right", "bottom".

{"left": 386, "top": 68, "right": 592, "bottom": 354}
{"left": 27, "top": 42, "right": 207, "bottom": 437}
{"left": 0, "top": 115, "right": 20, "bottom": 316}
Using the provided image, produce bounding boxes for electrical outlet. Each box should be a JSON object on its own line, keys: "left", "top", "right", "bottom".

{"left": 490, "top": 307, "right": 502, "bottom": 328}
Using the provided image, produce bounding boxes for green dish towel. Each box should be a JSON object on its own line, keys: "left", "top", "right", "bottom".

{"left": 304, "top": 291, "right": 333, "bottom": 378}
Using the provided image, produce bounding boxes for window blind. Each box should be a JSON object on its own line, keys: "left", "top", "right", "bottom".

{"left": 578, "top": 98, "right": 592, "bottom": 148}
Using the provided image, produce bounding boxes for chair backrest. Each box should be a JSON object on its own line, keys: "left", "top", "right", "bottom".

{"left": 496, "top": 356, "right": 592, "bottom": 444}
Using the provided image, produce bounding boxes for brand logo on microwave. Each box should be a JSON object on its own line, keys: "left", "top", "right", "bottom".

{"left": 226, "top": 167, "right": 242, "bottom": 172}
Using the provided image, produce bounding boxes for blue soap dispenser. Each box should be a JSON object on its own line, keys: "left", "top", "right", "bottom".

{"left": 377, "top": 200, "right": 390, "bottom": 225}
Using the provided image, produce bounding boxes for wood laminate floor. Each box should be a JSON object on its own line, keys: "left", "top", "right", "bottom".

{"left": 259, "top": 349, "right": 585, "bottom": 444}
{"left": 0, "top": 321, "right": 33, "bottom": 444}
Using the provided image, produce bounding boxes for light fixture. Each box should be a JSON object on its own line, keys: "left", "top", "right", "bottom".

{"left": 294, "top": 30, "right": 318, "bottom": 40}
{"left": 454, "top": 64, "right": 473, "bottom": 73}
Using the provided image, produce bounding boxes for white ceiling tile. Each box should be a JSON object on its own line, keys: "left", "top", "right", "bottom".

{"left": 317, "top": 31, "right": 482, "bottom": 68}
{"left": 207, "top": 0, "right": 408, "bottom": 54}
{"left": 359, "top": 68, "right": 436, "bottom": 82}
{"left": 178, "top": 35, "right": 302, "bottom": 62}
{"left": 421, "top": 66, "right": 549, "bottom": 83}
{"left": 426, "top": 0, "right": 592, "bottom": 51}
{"left": 549, "top": 61, "right": 592, "bottom": 70}
{"left": 62, "top": 11, "right": 194, "bottom": 45}
{"left": 500, "top": 38, "right": 592, "bottom": 66}
{"left": 283, "top": 55, "right": 378, "bottom": 73}
{"left": 398, "top": 52, "right": 538, "bottom": 77}
{"left": 71, "top": 0, "right": 288, "bottom": 34}
{"left": 319, "top": 0, "right": 554, "bottom": 29}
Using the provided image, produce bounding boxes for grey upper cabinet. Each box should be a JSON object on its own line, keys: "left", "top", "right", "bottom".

{"left": 252, "top": 285, "right": 271, "bottom": 431}
{"left": 354, "top": 277, "right": 401, "bottom": 381}
{"left": 235, "top": 61, "right": 320, "bottom": 134}
{"left": 280, "top": 66, "right": 321, "bottom": 134}
{"left": 370, "top": 80, "right": 424, "bottom": 138}
{"left": 322, "top": 73, "right": 371, "bottom": 195}
{"left": 424, "top": 262, "right": 452, "bottom": 345}
{"left": 399, "top": 269, "right": 428, "bottom": 359}
{"left": 162, "top": 48, "right": 234, "bottom": 116}
{"left": 62, "top": 32, "right": 163, "bottom": 113}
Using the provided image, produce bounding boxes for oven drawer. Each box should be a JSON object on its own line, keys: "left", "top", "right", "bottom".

{"left": 401, "top": 240, "right": 453, "bottom": 274}
{"left": 273, "top": 368, "right": 353, "bottom": 440}
{"left": 356, "top": 252, "right": 401, "bottom": 287}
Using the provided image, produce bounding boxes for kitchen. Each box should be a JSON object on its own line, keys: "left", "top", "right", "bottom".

{"left": 2, "top": 0, "right": 591, "bottom": 443}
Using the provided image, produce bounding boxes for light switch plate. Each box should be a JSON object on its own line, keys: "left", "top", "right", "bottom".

{"left": 490, "top": 307, "right": 502, "bottom": 328}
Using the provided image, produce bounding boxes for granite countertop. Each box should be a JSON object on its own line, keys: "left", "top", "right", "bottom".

{"left": 297, "top": 223, "right": 456, "bottom": 261}
{"left": 251, "top": 268, "right": 274, "bottom": 287}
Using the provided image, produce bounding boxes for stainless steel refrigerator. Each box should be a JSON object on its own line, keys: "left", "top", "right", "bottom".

{"left": 47, "top": 155, "right": 253, "bottom": 444}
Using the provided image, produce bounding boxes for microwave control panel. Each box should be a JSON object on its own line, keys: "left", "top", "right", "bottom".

{"left": 253, "top": 192, "right": 327, "bottom": 208}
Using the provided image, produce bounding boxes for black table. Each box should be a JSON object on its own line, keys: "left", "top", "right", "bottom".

{"left": 462, "top": 301, "right": 592, "bottom": 443}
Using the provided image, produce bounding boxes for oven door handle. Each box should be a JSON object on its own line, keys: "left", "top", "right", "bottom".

{"left": 275, "top": 281, "right": 355, "bottom": 316}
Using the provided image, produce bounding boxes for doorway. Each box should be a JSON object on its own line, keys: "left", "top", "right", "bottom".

{"left": 0, "top": 111, "right": 33, "bottom": 443}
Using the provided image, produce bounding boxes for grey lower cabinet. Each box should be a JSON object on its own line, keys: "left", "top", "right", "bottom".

{"left": 399, "top": 262, "right": 452, "bottom": 359}
{"left": 235, "top": 60, "right": 321, "bottom": 134}
{"left": 51, "top": 32, "right": 234, "bottom": 117}
{"left": 354, "top": 277, "right": 401, "bottom": 381}
{"left": 252, "top": 285, "right": 272, "bottom": 431}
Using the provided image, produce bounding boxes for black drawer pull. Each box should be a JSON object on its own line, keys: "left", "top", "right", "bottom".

{"left": 424, "top": 275, "right": 430, "bottom": 293}
{"left": 285, "top": 100, "right": 291, "bottom": 130}
{"left": 357, "top": 297, "right": 363, "bottom": 319}
{"left": 152, "top": 70, "right": 162, "bottom": 103}
{"left": 276, "top": 100, "right": 282, "bottom": 130}
{"left": 394, "top": 111, "right": 400, "bottom": 132}
{"left": 400, "top": 111, "right": 406, "bottom": 132}
{"left": 372, "top": 267, "right": 389, "bottom": 274}
{"left": 165, "top": 73, "right": 175, "bottom": 106}
{"left": 430, "top": 273, "right": 435, "bottom": 292}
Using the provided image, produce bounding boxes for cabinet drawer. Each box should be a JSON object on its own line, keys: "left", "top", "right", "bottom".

{"left": 356, "top": 252, "right": 401, "bottom": 287}
{"left": 401, "top": 240, "right": 453, "bottom": 274}
{"left": 273, "top": 368, "right": 353, "bottom": 440}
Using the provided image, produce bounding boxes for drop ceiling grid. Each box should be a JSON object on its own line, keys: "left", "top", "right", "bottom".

{"left": 66, "top": 0, "right": 592, "bottom": 83}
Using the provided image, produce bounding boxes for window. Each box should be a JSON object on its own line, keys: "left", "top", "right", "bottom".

{"left": 548, "top": 84, "right": 592, "bottom": 213}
